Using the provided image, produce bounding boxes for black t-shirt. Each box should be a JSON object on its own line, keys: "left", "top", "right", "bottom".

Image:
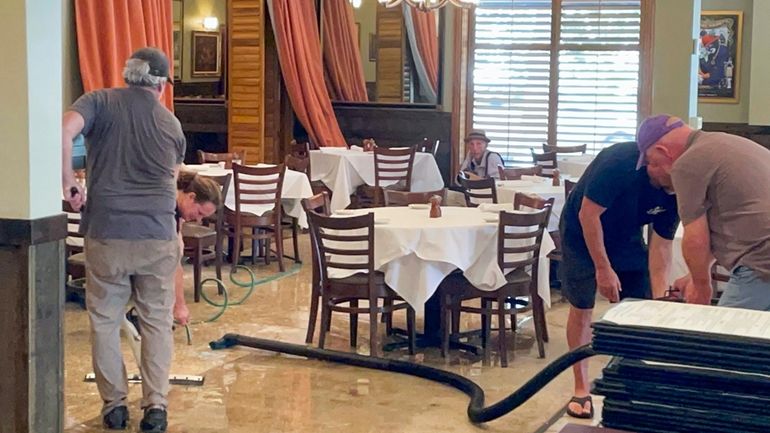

{"left": 559, "top": 142, "right": 680, "bottom": 278}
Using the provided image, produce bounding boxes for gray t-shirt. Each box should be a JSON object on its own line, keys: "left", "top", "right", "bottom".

{"left": 70, "top": 87, "right": 186, "bottom": 240}
{"left": 671, "top": 130, "right": 770, "bottom": 279}
{"left": 460, "top": 150, "right": 504, "bottom": 179}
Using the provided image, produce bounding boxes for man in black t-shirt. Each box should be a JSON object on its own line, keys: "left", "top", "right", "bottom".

{"left": 559, "top": 142, "right": 681, "bottom": 418}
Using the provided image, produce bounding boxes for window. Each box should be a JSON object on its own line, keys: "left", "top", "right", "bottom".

{"left": 471, "top": 0, "right": 646, "bottom": 166}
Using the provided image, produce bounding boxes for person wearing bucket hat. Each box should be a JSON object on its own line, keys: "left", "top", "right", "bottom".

{"left": 61, "top": 47, "right": 184, "bottom": 432}
{"left": 559, "top": 130, "right": 683, "bottom": 418}
{"left": 458, "top": 129, "right": 505, "bottom": 180}
{"left": 639, "top": 114, "right": 770, "bottom": 311}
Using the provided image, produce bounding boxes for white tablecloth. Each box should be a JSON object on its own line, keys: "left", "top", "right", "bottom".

{"left": 558, "top": 155, "right": 593, "bottom": 178}
{"left": 495, "top": 178, "right": 567, "bottom": 232}
{"left": 190, "top": 164, "right": 314, "bottom": 228}
{"left": 325, "top": 207, "right": 555, "bottom": 311}
{"left": 309, "top": 148, "right": 445, "bottom": 212}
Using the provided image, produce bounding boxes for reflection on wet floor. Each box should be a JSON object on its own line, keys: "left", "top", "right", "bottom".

{"left": 64, "top": 234, "right": 609, "bottom": 433}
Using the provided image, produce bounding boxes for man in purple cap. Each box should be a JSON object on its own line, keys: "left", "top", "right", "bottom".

{"left": 559, "top": 132, "right": 682, "bottom": 418}
{"left": 640, "top": 114, "right": 770, "bottom": 309}
{"left": 62, "top": 47, "right": 183, "bottom": 432}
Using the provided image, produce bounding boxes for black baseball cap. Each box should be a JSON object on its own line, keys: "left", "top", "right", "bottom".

{"left": 129, "top": 47, "right": 173, "bottom": 85}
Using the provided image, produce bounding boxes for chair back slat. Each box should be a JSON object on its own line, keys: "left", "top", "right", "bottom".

{"left": 301, "top": 192, "right": 331, "bottom": 216}
{"left": 459, "top": 175, "right": 497, "bottom": 207}
{"left": 542, "top": 143, "right": 587, "bottom": 155}
{"left": 374, "top": 146, "right": 416, "bottom": 190}
{"left": 197, "top": 150, "right": 246, "bottom": 169}
{"left": 233, "top": 163, "right": 285, "bottom": 215}
{"left": 564, "top": 179, "right": 577, "bottom": 197}
{"left": 530, "top": 150, "right": 558, "bottom": 178}
{"left": 383, "top": 189, "right": 447, "bottom": 206}
{"left": 285, "top": 153, "right": 310, "bottom": 177}
{"left": 498, "top": 165, "right": 543, "bottom": 180}
{"left": 497, "top": 207, "right": 550, "bottom": 276}
{"left": 307, "top": 212, "right": 376, "bottom": 286}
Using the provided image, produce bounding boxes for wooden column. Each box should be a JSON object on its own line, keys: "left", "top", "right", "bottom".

{"left": 228, "top": 0, "right": 265, "bottom": 164}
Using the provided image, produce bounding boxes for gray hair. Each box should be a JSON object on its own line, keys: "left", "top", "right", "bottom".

{"left": 123, "top": 58, "right": 167, "bottom": 88}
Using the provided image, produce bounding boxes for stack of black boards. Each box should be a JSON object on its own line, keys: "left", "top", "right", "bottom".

{"left": 590, "top": 300, "right": 770, "bottom": 433}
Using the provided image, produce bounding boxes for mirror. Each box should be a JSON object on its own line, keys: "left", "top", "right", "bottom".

{"left": 323, "top": 1, "right": 442, "bottom": 104}
{"left": 172, "top": 0, "right": 228, "bottom": 99}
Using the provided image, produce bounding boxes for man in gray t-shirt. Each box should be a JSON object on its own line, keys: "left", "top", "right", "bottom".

{"left": 637, "top": 114, "right": 770, "bottom": 310}
{"left": 62, "top": 47, "right": 184, "bottom": 432}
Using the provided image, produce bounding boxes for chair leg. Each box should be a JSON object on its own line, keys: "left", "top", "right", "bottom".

{"left": 350, "top": 300, "right": 359, "bottom": 348}
{"left": 252, "top": 228, "right": 259, "bottom": 265}
{"left": 406, "top": 306, "right": 416, "bottom": 355}
{"left": 533, "top": 296, "right": 547, "bottom": 358}
{"left": 264, "top": 237, "right": 270, "bottom": 266}
{"left": 481, "top": 300, "right": 491, "bottom": 360}
{"left": 215, "top": 234, "right": 223, "bottom": 295}
{"left": 369, "top": 300, "right": 379, "bottom": 357}
{"left": 319, "top": 295, "right": 331, "bottom": 349}
{"left": 275, "top": 228, "right": 286, "bottom": 273}
{"left": 440, "top": 294, "right": 450, "bottom": 358}
{"left": 305, "top": 285, "right": 320, "bottom": 344}
{"left": 232, "top": 227, "right": 242, "bottom": 274}
{"left": 292, "top": 220, "right": 301, "bottom": 264}
{"left": 498, "top": 298, "right": 509, "bottom": 368}
{"left": 451, "top": 303, "right": 461, "bottom": 335}
{"left": 383, "top": 298, "right": 393, "bottom": 335}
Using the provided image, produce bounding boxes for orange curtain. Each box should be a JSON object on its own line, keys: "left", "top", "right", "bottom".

{"left": 410, "top": 7, "right": 439, "bottom": 93}
{"left": 268, "top": 0, "right": 346, "bottom": 147}
{"left": 322, "top": 0, "right": 368, "bottom": 102}
{"left": 74, "top": 0, "right": 174, "bottom": 110}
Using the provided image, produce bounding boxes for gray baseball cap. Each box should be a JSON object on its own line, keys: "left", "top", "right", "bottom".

{"left": 129, "top": 47, "right": 173, "bottom": 85}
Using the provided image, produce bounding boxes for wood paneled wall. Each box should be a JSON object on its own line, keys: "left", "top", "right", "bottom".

{"left": 228, "top": 0, "right": 265, "bottom": 164}
{"left": 375, "top": 5, "right": 404, "bottom": 102}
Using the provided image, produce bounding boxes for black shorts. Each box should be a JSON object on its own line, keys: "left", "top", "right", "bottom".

{"left": 562, "top": 270, "right": 651, "bottom": 310}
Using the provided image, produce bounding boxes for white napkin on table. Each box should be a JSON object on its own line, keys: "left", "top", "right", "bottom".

{"left": 521, "top": 175, "right": 548, "bottom": 183}
{"left": 478, "top": 203, "right": 515, "bottom": 213}
{"left": 349, "top": 145, "right": 364, "bottom": 152}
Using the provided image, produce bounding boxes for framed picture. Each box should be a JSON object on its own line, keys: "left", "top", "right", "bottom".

{"left": 368, "top": 33, "right": 377, "bottom": 62}
{"left": 698, "top": 11, "right": 743, "bottom": 103}
{"left": 191, "top": 31, "right": 221, "bottom": 78}
{"left": 173, "top": 23, "right": 182, "bottom": 81}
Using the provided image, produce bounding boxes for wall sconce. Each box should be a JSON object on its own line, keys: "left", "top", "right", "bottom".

{"left": 202, "top": 16, "right": 219, "bottom": 31}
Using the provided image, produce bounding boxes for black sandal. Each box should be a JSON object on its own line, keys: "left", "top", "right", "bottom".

{"left": 566, "top": 395, "right": 594, "bottom": 419}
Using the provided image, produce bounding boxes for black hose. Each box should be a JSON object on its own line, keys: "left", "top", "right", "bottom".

{"left": 210, "top": 333, "right": 596, "bottom": 423}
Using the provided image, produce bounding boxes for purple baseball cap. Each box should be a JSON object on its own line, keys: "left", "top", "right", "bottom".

{"left": 635, "top": 115, "right": 685, "bottom": 170}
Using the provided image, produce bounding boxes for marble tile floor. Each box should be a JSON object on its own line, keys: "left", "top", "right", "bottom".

{"left": 63, "top": 233, "right": 611, "bottom": 433}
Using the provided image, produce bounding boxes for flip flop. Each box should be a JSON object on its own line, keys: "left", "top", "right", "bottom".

{"left": 566, "top": 395, "right": 594, "bottom": 419}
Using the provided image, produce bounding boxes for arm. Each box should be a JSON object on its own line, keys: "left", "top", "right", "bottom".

{"left": 62, "top": 111, "right": 86, "bottom": 209}
{"left": 681, "top": 215, "right": 714, "bottom": 304}
{"left": 578, "top": 197, "right": 621, "bottom": 302}
{"left": 648, "top": 231, "right": 673, "bottom": 298}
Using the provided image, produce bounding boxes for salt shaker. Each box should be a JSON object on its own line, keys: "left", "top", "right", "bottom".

{"left": 552, "top": 168, "right": 561, "bottom": 186}
{"left": 429, "top": 195, "right": 443, "bottom": 218}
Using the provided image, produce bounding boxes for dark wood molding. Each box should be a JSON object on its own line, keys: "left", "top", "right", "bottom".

{"left": 702, "top": 122, "right": 770, "bottom": 148}
{"left": 0, "top": 213, "right": 67, "bottom": 247}
{"left": 546, "top": 0, "right": 563, "bottom": 146}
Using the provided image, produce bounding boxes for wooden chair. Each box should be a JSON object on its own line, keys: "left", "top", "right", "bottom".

{"left": 356, "top": 146, "right": 417, "bottom": 207}
{"left": 182, "top": 173, "right": 231, "bottom": 302}
{"left": 307, "top": 211, "right": 416, "bottom": 356}
{"left": 197, "top": 150, "right": 246, "bottom": 169}
{"left": 542, "top": 143, "right": 587, "bottom": 155}
{"left": 63, "top": 200, "right": 85, "bottom": 280}
{"left": 531, "top": 150, "right": 558, "bottom": 178}
{"left": 458, "top": 173, "right": 498, "bottom": 207}
{"left": 382, "top": 189, "right": 447, "bottom": 207}
{"left": 301, "top": 192, "right": 332, "bottom": 344}
{"left": 287, "top": 143, "right": 331, "bottom": 197}
{"left": 284, "top": 154, "right": 310, "bottom": 175}
{"left": 564, "top": 178, "right": 578, "bottom": 198}
{"left": 439, "top": 206, "right": 551, "bottom": 366}
{"left": 498, "top": 165, "right": 543, "bottom": 180}
{"left": 417, "top": 138, "right": 440, "bottom": 155}
{"left": 224, "top": 164, "right": 288, "bottom": 272}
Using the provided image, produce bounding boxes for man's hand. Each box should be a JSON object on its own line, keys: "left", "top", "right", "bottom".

{"left": 64, "top": 181, "right": 86, "bottom": 211}
{"left": 596, "top": 267, "right": 622, "bottom": 303}
{"left": 673, "top": 274, "right": 692, "bottom": 292}
{"left": 683, "top": 280, "right": 712, "bottom": 305}
{"left": 174, "top": 302, "right": 190, "bottom": 326}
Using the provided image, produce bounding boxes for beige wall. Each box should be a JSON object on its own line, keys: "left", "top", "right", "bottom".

{"left": 698, "top": 0, "right": 753, "bottom": 123}
{"left": 353, "top": 1, "right": 377, "bottom": 83}
{"left": 182, "top": 0, "right": 227, "bottom": 83}
{"left": 1, "top": 0, "right": 62, "bottom": 219}
{"left": 651, "top": 0, "right": 701, "bottom": 123}
{"left": 748, "top": 1, "right": 770, "bottom": 125}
